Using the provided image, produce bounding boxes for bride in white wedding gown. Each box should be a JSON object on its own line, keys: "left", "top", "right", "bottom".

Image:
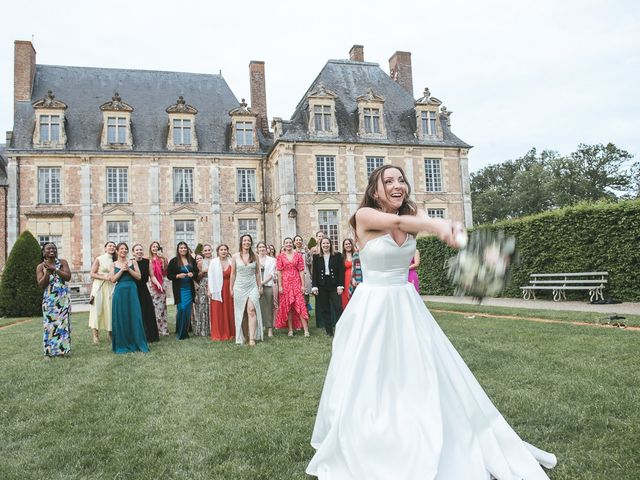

{"left": 306, "top": 165, "right": 557, "bottom": 480}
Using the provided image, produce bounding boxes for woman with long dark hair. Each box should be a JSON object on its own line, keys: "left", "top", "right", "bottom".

{"left": 340, "top": 238, "right": 355, "bottom": 309}
{"left": 109, "top": 243, "right": 149, "bottom": 354}
{"left": 88, "top": 241, "right": 116, "bottom": 344}
{"left": 167, "top": 242, "right": 199, "bottom": 340}
{"left": 307, "top": 165, "right": 556, "bottom": 479}
{"left": 230, "top": 234, "right": 263, "bottom": 346}
{"left": 132, "top": 243, "right": 159, "bottom": 343}
{"left": 194, "top": 244, "right": 213, "bottom": 337}
{"left": 275, "top": 237, "right": 310, "bottom": 337}
{"left": 36, "top": 243, "right": 72, "bottom": 357}
{"left": 148, "top": 241, "right": 169, "bottom": 336}
{"left": 311, "top": 237, "right": 344, "bottom": 337}
{"left": 257, "top": 241, "right": 276, "bottom": 338}
{"left": 208, "top": 244, "right": 235, "bottom": 341}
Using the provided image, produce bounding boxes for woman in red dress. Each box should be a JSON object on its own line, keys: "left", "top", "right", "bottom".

{"left": 275, "top": 237, "right": 310, "bottom": 337}
{"left": 341, "top": 238, "right": 355, "bottom": 309}
{"left": 208, "top": 244, "right": 235, "bottom": 341}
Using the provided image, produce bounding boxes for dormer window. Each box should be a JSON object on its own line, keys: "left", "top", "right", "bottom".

{"left": 415, "top": 88, "right": 443, "bottom": 141}
{"left": 229, "top": 99, "right": 258, "bottom": 152}
{"left": 307, "top": 84, "right": 338, "bottom": 137}
{"left": 166, "top": 96, "right": 198, "bottom": 151}
{"left": 32, "top": 90, "right": 67, "bottom": 149}
{"left": 357, "top": 88, "right": 386, "bottom": 139}
{"left": 100, "top": 93, "right": 134, "bottom": 150}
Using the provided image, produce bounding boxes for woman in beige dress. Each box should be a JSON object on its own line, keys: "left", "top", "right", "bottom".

{"left": 89, "top": 241, "right": 116, "bottom": 343}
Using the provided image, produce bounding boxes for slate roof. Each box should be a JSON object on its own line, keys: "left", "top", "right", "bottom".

{"left": 281, "top": 59, "right": 471, "bottom": 148}
{"left": 10, "top": 65, "right": 271, "bottom": 154}
{"left": 0, "top": 144, "right": 7, "bottom": 187}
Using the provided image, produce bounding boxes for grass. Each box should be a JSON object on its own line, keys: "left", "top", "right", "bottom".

{"left": 1, "top": 304, "right": 638, "bottom": 479}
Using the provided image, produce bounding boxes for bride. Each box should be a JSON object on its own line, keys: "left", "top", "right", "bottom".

{"left": 306, "top": 165, "right": 556, "bottom": 479}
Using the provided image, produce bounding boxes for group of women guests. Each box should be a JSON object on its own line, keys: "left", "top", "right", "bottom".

{"left": 35, "top": 227, "right": 417, "bottom": 357}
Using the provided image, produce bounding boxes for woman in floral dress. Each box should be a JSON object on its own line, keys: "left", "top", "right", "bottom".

{"left": 36, "top": 242, "right": 72, "bottom": 357}
{"left": 194, "top": 244, "right": 212, "bottom": 337}
{"left": 148, "top": 241, "right": 169, "bottom": 336}
{"left": 275, "top": 237, "right": 310, "bottom": 337}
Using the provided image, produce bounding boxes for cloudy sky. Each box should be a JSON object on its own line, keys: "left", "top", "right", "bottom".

{"left": 1, "top": 0, "right": 638, "bottom": 172}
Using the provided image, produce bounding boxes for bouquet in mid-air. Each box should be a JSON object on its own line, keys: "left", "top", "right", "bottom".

{"left": 447, "top": 230, "right": 516, "bottom": 303}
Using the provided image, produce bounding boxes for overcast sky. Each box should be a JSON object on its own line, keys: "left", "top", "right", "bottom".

{"left": 2, "top": 0, "right": 638, "bottom": 173}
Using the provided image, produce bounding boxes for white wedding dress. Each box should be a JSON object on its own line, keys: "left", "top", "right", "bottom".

{"left": 306, "top": 234, "right": 556, "bottom": 480}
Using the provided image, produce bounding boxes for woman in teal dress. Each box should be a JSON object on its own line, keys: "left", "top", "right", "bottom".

{"left": 109, "top": 243, "right": 149, "bottom": 354}
{"left": 36, "top": 242, "right": 72, "bottom": 357}
{"left": 167, "top": 242, "right": 199, "bottom": 340}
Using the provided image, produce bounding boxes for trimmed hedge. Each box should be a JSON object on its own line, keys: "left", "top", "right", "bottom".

{"left": 417, "top": 199, "right": 640, "bottom": 302}
{"left": 0, "top": 231, "right": 44, "bottom": 317}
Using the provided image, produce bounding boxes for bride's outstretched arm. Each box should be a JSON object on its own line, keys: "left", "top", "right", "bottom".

{"left": 355, "top": 207, "right": 462, "bottom": 248}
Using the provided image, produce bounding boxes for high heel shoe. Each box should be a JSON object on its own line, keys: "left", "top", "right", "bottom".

{"left": 304, "top": 331, "right": 310, "bottom": 337}
{"left": 249, "top": 339, "right": 256, "bottom": 346}
{"left": 288, "top": 330, "right": 294, "bottom": 337}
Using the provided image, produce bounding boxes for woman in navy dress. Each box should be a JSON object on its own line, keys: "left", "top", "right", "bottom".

{"left": 109, "top": 243, "right": 149, "bottom": 354}
{"left": 167, "top": 242, "right": 199, "bottom": 340}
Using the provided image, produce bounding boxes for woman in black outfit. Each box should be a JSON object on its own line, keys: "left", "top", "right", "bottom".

{"left": 167, "top": 242, "right": 199, "bottom": 340}
{"left": 132, "top": 243, "right": 159, "bottom": 342}
{"left": 311, "top": 237, "right": 344, "bottom": 336}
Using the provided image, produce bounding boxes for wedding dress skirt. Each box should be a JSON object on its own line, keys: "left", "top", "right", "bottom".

{"left": 307, "top": 234, "right": 556, "bottom": 479}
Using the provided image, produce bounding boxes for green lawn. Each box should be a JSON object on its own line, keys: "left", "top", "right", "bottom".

{"left": 1, "top": 305, "right": 638, "bottom": 479}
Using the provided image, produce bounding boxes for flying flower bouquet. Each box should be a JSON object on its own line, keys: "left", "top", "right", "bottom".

{"left": 447, "top": 230, "right": 516, "bottom": 302}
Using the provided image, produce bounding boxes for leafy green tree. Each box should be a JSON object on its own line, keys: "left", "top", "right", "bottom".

{"left": 0, "top": 231, "right": 44, "bottom": 317}
{"left": 471, "top": 143, "right": 635, "bottom": 224}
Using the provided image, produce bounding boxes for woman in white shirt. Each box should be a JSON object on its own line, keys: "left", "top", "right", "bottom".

{"left": 257, "top": 241, "right": 276, "bottom": 338}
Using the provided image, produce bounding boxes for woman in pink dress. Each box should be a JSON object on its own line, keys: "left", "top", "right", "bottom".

{"left": 275, "top": 237, "right": 310, "bottom": 337}
{"left": 341, "top": 238, "right": 355, "bottom": 309}
{"left": 408, "top": 249, "right": 421, "bottom": 293}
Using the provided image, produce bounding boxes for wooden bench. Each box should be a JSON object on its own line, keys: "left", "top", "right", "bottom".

{"left": 520, "top": 272, "right": 608, "bottom": 302}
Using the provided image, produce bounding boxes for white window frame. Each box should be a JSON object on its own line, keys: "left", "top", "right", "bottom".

{"left": 421, "top": 111, "right": 437, "bottom": 136}
{"left": 314, "top": 105, "right": 332, "bottom": 132}
{"left": 38, "top": 235, "right": 63, "bottom": 259}
{"left": 38, "top": 167, "right": 61, "bottom": 204}
{"left": 237, "top": 169, "right": 257, "bottom": 203}
{"left": 175, "top": 220, "right": 196, "bottom": 249}
{"left": 106, "top": 167, "right": 129, "bottom": 203}
{"left": 424, "top": 158, "right": 443, "bottom": 193}
{"left": 106, "top": 221, "right": 130, "bottom": 244}
{"left": 318, "top": 210, "right": 339, "bottom": 250}
{"left": 173, "top": 168, "right": 194, "bottom": 203}
{"left": 427, "top": 208, "right": 445, "bottom": 219}
{"left": 236, "top": 121, "right": 254, "bottom": 147}
{"left": 238, "top": 218, "right": 258, "bottom": 242}
{"left": 316, "top": 156, "right": 337, "bottom": 192}
{"left": 365, "top": 157, "right": 384, "bottom": 179}
{"left": 39, "top": 115, "right": 61, "bottom": 143}
{"left": 363, "top": 108, "right": 381, "bottom": 134}
{"left": 172, "top": 118, "right": 192, "bottom": 145}
{"left": 107, "top": 116, "right": 128, "bottom": 144}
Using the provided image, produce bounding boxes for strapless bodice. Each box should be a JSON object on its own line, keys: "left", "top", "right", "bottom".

{"left": 359, "top": 234, "right": 415, "bottom": 286}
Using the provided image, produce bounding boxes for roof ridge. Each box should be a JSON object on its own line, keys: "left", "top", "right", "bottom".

{"left": 37, "top": 64, "right": 224, "bottom": 78}
{"left": 326, "top": 59, "right": 379, "bottom": 67}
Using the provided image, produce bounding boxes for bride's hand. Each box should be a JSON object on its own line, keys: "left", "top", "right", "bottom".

{"left": 438, "top": 220, "right": 465, "bottom": 249}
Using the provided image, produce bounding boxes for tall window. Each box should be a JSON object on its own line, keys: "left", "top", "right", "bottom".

{"left": 427, "top": 208, "right": 445, "bottom": 219}
{"left": 38, "top": 235, "right": 63, "bottom": 259}
{"left": 106, "top": 167, "right": 128, "bottom": 203}
{"left": 421, "top": 111, "right": 437, "bottom": 136}
{"left": 314, "top": 105, "right": 332, "bottom": 132}
{"left": 363, "top": 108, "right": 381, "bottom": 134}
{"left": 424, "top": 158, "right": 443, "bottom": 192}
{"left": 107, "top": 116, "right": 127, "bottom": 144}
{"left": 107, "top": 221, "right": 129, "bottom": 244}
{"left": 173, "top": 168, "right": 194, "bottom": 203}
{"left": 173, "top": 119, "right": 192, "bottom": 145}
{"left": 38, "top": 167, "right": 61, "bottom": 204}
{"left": 39, "top": 115, "right": 61, "bottom": 143}
{"left": 316, "top": 156, "right": 336, "bottom": 192}
{"left": 238, "top": 218, "right": 258, "bottom": 242}
{"left": 318, "top": 210, "right": 339, "bottom": 249}
{"left": 175, "top": 220, "right": 196, "bottom": 248}
{"left": 237, "top": 169, "right": 257, "bottom": 202}
{"left": 236, "top": 122, "right": 254, "bottom": 146}
{"left": 366, "top": 157, "right": 384, "bottom": 178}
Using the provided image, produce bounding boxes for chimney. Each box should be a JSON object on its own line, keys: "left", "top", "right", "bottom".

{"left": 349, "top": 45, "right": 364, "bottom": 62}
{"left": 249, "top": 60, "right": 269, "bottom": 135}
{"left": 389, "top": 50, "right": 413, "bottom": 97}
{"left": 14, "top": 40, "right": 36, "bottom": 113}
